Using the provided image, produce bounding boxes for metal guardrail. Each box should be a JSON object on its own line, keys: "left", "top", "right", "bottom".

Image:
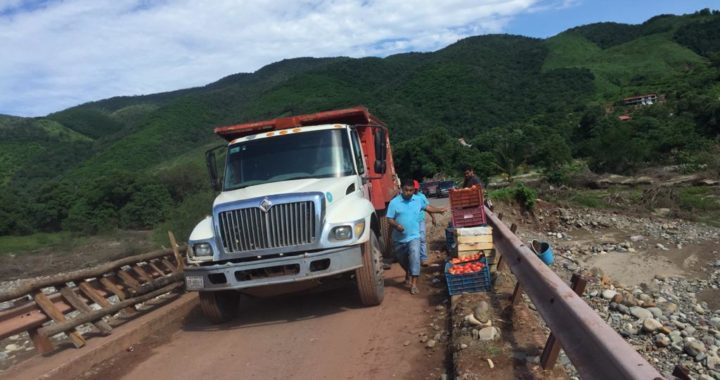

{"left": 0, "top": 245, "right": 186, "bottom": 355}
{"left": 485, "top": 206, "right": 665, "bottom": 380}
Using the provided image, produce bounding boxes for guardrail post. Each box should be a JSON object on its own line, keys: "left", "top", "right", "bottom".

{"left": 540, "top": 273, "right": 587, "bottom": 370}
{"left": 496, "top": 223, "right": 517, "bottom": 272}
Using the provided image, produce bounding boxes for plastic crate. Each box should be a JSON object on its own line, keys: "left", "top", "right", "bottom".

{"left": 445, "top": 257, "right": 492, "bottom": 295}
{"left": 449, "top": 186, "right": 485, "bottom": 209}
{"left": 451, "top": 206, "right": 486, "bottom": 228}
{"left": 445, "top": 227, "right": 456, "bottom": 253}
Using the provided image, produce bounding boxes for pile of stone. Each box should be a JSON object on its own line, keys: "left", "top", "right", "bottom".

{"left": 581, "top": 273, "right": 720, "bottom": 379}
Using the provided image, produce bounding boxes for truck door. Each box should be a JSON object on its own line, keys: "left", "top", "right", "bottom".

{"left": 350, "top": 128, "right": 369, "bottom": 199}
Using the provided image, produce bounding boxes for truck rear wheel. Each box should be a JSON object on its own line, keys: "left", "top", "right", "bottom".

{"left": 379, "top": 216, "right": 392, "bottom": 259}
{"left": 356, "top": 233, "right": 385, "bottom": 306}
{"left": 199, "top": 290, "right": 239, "bottom": 324}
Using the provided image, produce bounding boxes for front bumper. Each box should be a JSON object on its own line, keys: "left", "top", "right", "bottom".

{"left": 184, "top": 245, "right": 363, "bottom": 291}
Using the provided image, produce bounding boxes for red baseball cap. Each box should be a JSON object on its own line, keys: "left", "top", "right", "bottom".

{"left": 413, "top": 180, "right": 420, "bottom": 190}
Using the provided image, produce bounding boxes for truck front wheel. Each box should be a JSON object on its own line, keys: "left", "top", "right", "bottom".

{"left": 356, "top": 233, "right": 385, "bottom": 306}
{"left": 379, "top": 216, "right": 392, "bottom": 259}
{"left": 199, "top": 290, "right": 239, "bottom": 324}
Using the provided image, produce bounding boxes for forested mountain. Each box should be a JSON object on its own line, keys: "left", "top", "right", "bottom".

{"left": 1, "top": 9, "right": 719, "bottom": 239}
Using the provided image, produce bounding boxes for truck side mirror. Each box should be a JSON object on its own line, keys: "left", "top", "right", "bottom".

{"left": 205, "top": 145, "right": 225, "bottom": 192}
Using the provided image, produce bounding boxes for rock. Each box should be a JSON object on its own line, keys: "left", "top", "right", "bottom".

{"left": 686, "top": 340, "right": 707, "bottom": 357}
{"left": 658, "top": 326, "right": 672, "bottom": 335}
{"left": 696, "top": 304, "right": 706, "bottom": 314}
{"left": 471, "top": 329, "right": 479, "bottom": 340}
{"left": 656, "top": 243, "right": 669, "bottom": 251}
{"left": 602, "top": 289, "right": 617, "bottom": 300}
{"left": 630, "top": 235, "right": 645, "bottom": 242}
{"left": 707, "top": 354, "right": 720, "bottom": 370}
{"left": 611, "top": 293, "right": 624, "bottom": 304}
{"left": 659, "top": 302, "right": 678, "bottom": 314}
{"left": 655, "top": 334, "right": 671, "bottom": 347}
{"left": 403, "top": 340, "right": 410, "bottom": 346}
{"left": 670, "top": 331, "right": 683, "bottom": 343}
{"left": 426, "top": 340, "right": 437, "bottom": 348}
{"left": 4, "top": 344, "right": 19, "bottom": 352}
{"left": 643, "top": 318, "right": 663, "bottom": 333}
{"left": 0, "top": 352, "right": 7, "bottom": 361}
{"left": 630, "top": 307, "right": 653, "bottom": 320}
{"left": 473, "top": 301, "right": 491, "bottom": 323}
{"left": 478, "top": 327, "right": 500, "bottom": 341}
{"left": 622, "top": 294, "right": 638, "bottom": 307}
{"left": 647, "top": 307, "right": 663, "bottom": 318}
{"left": 711, "top": 318, "right": 720, "bottom": 330}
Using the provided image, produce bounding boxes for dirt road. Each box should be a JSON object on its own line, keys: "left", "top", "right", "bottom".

{"left": 82, "top": 199, "right": 453, "bottom": 380}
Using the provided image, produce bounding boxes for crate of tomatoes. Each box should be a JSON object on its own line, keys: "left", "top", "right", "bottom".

{"left": 444, "top": 257, "right": 492, "bottom": 295}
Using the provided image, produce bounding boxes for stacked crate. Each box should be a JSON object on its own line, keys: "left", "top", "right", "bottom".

{"left": 449, "top": 185, "right": 486, "bottom": 227}
{"left": 448, "top": 186, "right": 496, "bottom": 273}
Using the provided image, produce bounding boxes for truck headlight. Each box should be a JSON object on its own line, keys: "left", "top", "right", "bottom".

{"left": 354, "top": 221, "right": 365, "bottom": 238}
{"left": 193, "top": 243, "right": 213, "bottom": 257}
{"left": 332, "top": 226, "right": 352, "bottom": 240}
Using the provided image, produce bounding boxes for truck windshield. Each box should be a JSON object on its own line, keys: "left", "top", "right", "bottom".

{"left": 224, "top": 129, "right": 355, "bottom": 190}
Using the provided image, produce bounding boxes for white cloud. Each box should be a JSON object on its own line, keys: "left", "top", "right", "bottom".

{"left": 0, "top": 0, "right": 554, "bottom": 116}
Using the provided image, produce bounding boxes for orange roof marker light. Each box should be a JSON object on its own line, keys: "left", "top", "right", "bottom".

{"left": 292, "top": 128, "right": 302, "bottom": 133}
{"left": 279, "top": 130, "right": 288, "bottom": 135}
{"left": 266, "top": 132, "right": 275, "bottom": 137}
{"left": 213, "top": 106, "right": 387, "bottom": 142}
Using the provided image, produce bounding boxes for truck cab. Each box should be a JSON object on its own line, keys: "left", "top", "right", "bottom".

{"left": 184, "top": 107, "right": 399, "bottom": 323}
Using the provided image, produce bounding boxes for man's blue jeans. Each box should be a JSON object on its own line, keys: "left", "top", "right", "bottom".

{"left": 419, "top": 220, "right": 427, "bottom": 263}
{"left": 394, "top": 238, "right": 421, "bottom": 276}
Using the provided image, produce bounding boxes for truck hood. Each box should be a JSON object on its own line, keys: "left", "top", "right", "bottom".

{"left": 213, "top": 176, "right": 359, "bottom": 207}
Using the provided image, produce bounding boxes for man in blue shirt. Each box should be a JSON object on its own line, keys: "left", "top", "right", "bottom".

{"left": 387, "top": 178, "right": 446, "bottom": 295}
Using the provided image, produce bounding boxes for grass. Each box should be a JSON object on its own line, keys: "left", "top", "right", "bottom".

{"left": 678, "top": 187, "right": 720, "bottom": 227}
{"left": 0, "top": 231, "right": 84, "bottom": 255}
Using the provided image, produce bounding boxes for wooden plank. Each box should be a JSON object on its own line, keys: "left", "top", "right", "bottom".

{"left": 148, "top": 262, "right": 167, "bottom": 277}
{"left": 32, "top": 291, "right": 86, "bottom": 348}
{"left": 59, "top": 287, "right": 112, "bottom": 335}
{"left": 457, "top": 242, "right": 494, "bottom": 251}
{"left": 78, "top": 281, "right": 112, "bottom": 308}
{"left": 28, "top": 327, "right": 55, "bottom": 355}
{"left": 116, "top": 270, "right": 141, "bottom": 292}
{"left": 39, "top": 282, "right": 182, "bottom": 338}
{"left": 0, "top": 248, "right": 182, "bottom": 302}
{"left": 168, "top": 231, "right": 185, "bottom": 272}
{"left": 132, "top": 265, "right": 153, "bottom": 283}
{"left": 456, "top": 235, "right": 493, "bottom": 244}
{"left": 161, "top": 258, "right": 177, "bottom": 273}
{"left": 99, "top": 276, "right": 128, "bottom": 301}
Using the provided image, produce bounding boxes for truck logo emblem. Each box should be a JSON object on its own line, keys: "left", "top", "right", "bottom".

{"left": 259, "top": 198, "right": 272, "bottom": 212}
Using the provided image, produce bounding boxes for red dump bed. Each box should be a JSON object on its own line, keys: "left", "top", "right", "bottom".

{"left": 214, "top": 107, "right": 399, "bottom": 211}
{"left": 215, "top": 106, "right": 385, "bottom": 141}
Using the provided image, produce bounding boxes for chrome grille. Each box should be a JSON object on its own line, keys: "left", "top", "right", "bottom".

{"left": 218, "top": 201, "right": 316, "bottom": 254}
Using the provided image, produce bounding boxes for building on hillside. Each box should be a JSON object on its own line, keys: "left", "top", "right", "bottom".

{"left": 623, "top": 94, "right": 658, "bottom": 106}
{"left": 618, "top": 115, "right": 632, "bottom": 121}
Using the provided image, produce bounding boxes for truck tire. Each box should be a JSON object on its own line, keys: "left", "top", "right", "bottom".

{"left": 379, "top": 216, "right": 392, "bottom": 259}
{"left": 356, "top": 233, "right": 385, "bottom": 306}
{"left": 199, "top": 290, "right": 238, "bottom": 324}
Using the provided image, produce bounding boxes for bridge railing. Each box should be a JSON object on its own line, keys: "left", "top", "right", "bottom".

{"left": 485, "top": 206, "right": 666, "bottom": 380}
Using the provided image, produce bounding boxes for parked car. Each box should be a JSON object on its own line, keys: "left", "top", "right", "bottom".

{"left": 436, "top": 180, "right": 456, "bottom": 197}
{"left": 420, "top": 181, "right": 439, "bottom": 197}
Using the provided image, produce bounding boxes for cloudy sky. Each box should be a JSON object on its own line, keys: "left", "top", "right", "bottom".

{"left": 1, "top": 0, "right": 717, "bottom": 117}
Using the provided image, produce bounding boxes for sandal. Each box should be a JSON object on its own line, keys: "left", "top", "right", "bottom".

{"left": 410, "top": 286, "right": 419, "bottom": 295}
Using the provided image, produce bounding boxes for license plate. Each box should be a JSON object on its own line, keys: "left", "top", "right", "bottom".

{"left": 185, "top": 275, "right": 204, "bottom": 290}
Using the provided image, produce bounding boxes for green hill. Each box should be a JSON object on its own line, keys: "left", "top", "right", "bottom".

{"left": 1, "top": 8, "right": 718, "bottom": 239}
